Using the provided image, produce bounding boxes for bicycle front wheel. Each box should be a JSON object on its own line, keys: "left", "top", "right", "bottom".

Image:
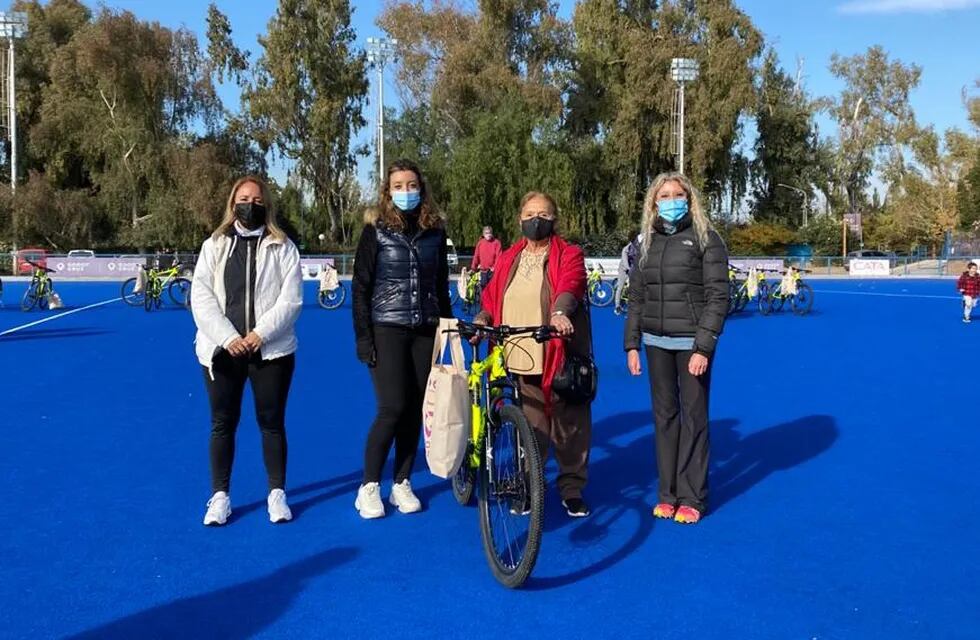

{"left": 318, "top": 285, "right": 347, "bottom": 310}
{"left": 121, "top": 277, "right": 145, "bottom": 306}
{"left": 758, "top": 283, "right": 773, "bottom": 315}
{"left": 771, "top": 290, "right": 786, "bottom": 312}
{"left": 792, "top": 283, "right": 814, "bottom": 315}
{"left": 478, "top": 404, "right": 544, "bottom": 589}
{"left": 21, "top": 283, "right": 39, "bottom": 311}
{"left": 589, "top": 280, "right": 614, "bottom": 307}
{"left": 144, "top": 288, "right": 155, "bottom": 312}
{"left": 169, "top": 278, "right": 192, "bottom": 308}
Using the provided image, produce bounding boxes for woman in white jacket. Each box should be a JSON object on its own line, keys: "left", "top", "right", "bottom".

{"left": 191, "top": 176, "right": 303, "bottom": 526}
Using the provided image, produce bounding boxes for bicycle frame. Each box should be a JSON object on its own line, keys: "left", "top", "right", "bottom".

{"left": 144, "top": 266, "right": 180, "bottom": 296}
{"left": 465, "top": 343, "right": 519, "bottom": 469}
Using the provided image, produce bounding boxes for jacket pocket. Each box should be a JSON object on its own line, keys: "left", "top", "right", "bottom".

{"left": 685, "top": 292, "right": 699, "bottom": 326}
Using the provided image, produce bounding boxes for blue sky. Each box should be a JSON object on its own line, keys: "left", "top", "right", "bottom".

{"left": 96, "top": 0, "right": 979, "bottom": 188}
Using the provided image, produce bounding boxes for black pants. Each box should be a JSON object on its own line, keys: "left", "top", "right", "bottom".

{"left": 203, "top": 351, "right": 295, "bottom": 494}
{"left": 646, "top": 346, "right": 711, "bottom": 512}
{"left": 363, "top": 325, "right": 435, "bottom": 484}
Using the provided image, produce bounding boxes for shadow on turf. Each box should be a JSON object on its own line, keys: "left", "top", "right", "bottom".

{"left": 65, "top": 546, "right": 358, "bottom": 640}
{"left": 528, "top": 410, "right": 658, "bottom": 590}
{"left": 0, "top": 327, "right": 112, "bottom": 342}
{"left": 710, "top": 414, "right": 838, "bottom": 512}
{"left": 231, "top": 470, "right": 363, "bottom": 521}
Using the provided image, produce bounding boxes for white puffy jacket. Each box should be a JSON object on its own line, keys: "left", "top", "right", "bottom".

{"left": 191, "top": 232, "right": 303, "bottom": 369}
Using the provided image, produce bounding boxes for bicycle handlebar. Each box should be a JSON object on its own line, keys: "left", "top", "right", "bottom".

{"left": 26, "top": 260, "right": 56, "bottom": 274}
{"left": 452, "top": 320, "right": 560, "bottom": 344}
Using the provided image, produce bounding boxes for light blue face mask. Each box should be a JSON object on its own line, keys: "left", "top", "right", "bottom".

{"left": 392, "top": 190, "right": 421, "bottom": 212}
{"left": 657, "top": 198, "right": 689, "bottom": 223}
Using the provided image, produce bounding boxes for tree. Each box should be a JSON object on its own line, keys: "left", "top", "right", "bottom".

{"left": 245, "top": 0, "right": 368, "bottom": 242}
{"left": 751, "top": 51, "right": 819, "bottom": 228}
{"left": 825, "top": 46, "right": 922, "bottom": 216}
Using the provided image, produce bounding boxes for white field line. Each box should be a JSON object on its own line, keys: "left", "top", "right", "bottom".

{"left": 0, "top": 296, "right": 123, "bottom": 337}
{"left": 814, "top": 289, "right": 961, "bottom": 300}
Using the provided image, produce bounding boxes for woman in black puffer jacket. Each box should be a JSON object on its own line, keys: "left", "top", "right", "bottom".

{"left": 351, "top": 159, "right": 453, "bottom": 520}
{"left": 624, "top": 172, "right": 729, "bottom": 525}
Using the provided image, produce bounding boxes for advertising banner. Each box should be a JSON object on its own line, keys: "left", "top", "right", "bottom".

{"left": 849, "top": 258, "right": 890, "bottom": 276}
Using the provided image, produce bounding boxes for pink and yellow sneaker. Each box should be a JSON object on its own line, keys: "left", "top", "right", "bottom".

{"left": 674, "top": 505, "right": 702, "bottom": 524}
{"left": 652, "top": 503, "right": 676, "bottom": 519}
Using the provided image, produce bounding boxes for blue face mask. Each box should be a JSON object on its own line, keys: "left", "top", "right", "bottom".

{"left": 657, "top": 198, "right": 689, "bottom": 223}
{"left": 392, "top": 190, "right": 421, "bottom": 212}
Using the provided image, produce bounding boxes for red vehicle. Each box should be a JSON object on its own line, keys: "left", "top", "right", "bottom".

{"left": 15, "top": 248, "right": 48, "bottom": 275}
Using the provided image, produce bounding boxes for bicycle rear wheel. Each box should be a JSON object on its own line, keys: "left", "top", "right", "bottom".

{"left": 478, "top": 404, "right": 544, "bottom": 589}
{"left": 792, "top": 283, "right": 814, "bottom": 315}
{"left": 452, "top": 450, "right": 476, "bottom": 506}
{"left": 121, "top": 277, "right": 145, "bottom": 306}
{"left": 169, "top": 278, "right": 192, "bottom": 308}
{"left": 318, "top": 285, "right": 347, "bottom": 310}
{"left": 771, "top": 289, "right": 786, "bottom": 312}
{"left": 589, "top": 280, "right": 614, "bottom": 307}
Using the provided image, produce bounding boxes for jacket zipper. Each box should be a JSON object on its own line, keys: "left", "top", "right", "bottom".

{"left": 658, "top": 236, "right": 668, "bottom": 332}
{"left": 245, "top": 239, "right": 253, "bottom": 333}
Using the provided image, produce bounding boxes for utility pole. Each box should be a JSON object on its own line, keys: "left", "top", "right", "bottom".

{"left": 670, "top": 58, "right": 699, "bottom": 174}
{"left": 0, "top": 11, "right": 26, "bottom": 258}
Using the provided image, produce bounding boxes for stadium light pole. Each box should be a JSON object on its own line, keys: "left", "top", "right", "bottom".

{"left": 366, "top": 36, "right": 398, "bottom": 186}
{"left": 670, "top": 58, "right": 699, "bottom": 174}
{"left": 0, "top": 11, "right": 27, "bottom": 257}
{"left": 776, "top": 183, "right": 809, "bottom": 227}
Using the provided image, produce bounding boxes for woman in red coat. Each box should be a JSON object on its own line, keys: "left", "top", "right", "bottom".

{"left": 475, "top": 191, "right": 594, "bottom": 518}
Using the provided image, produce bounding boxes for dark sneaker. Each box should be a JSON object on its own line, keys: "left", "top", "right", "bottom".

{"left": 509, "top": 496, "right": 531, "bottom": 516}
{"left": 562, "top": 497, "right": 590, "bottom": 518}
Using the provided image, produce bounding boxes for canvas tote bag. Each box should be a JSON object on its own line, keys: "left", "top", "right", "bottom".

{"left": 422, "top": 318, "right": 470, "bottom": 478}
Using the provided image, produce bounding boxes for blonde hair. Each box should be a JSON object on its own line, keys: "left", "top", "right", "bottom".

{"left": 640, "top": 172, "right": 712, "bottom": 259}
{"left": 213, "top": 176, "right": 287, "bottom": 241}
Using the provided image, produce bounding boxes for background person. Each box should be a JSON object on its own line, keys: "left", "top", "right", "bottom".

{"left": 957, "top": 261, "right": 980, "bottom": 323}
{"left": 191, "top": 176, "right": 303, "bottom": 526}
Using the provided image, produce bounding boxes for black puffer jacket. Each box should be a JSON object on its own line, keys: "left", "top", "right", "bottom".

{"left": 352, "top": 216, "right": 452, "bottom": 363}
{"left": 624, "top": 217, "right": 729, "bottom": 355}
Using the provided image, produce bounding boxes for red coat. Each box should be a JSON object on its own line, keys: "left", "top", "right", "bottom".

{"left": 958, "top": 272, "right": 980, "bottom": 298}
{"left": 480, "top": 235, "right": 586, "bottom": 406}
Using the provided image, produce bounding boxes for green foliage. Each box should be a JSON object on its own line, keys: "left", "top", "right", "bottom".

{"left": 727, "top": 222, "right": 795, "bottom": 255}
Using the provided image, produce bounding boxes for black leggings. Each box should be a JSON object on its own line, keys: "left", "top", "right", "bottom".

{"left": 203, "top": 351, "right": 295, "bottom": 493}
{"left": 646, "top": 346, "right": 712, "bottom": 512}
{"left": 363, "top": 325, "right": 435, "bottom": 484}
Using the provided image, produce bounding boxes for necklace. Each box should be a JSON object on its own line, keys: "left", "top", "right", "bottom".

{"left": 518, "top": 248, "right": 547, "bottom": 279}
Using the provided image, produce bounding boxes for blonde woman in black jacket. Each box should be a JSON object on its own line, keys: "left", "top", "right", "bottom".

{"left": 625, "top": 172, "right": 729, "bottom": 525}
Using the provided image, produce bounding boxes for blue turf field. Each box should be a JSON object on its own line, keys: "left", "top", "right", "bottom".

{"left": 1, "top": 278, "right": 978, "bottom": 639}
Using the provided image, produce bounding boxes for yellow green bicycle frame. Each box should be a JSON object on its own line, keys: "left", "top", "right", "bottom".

{"left": 465, "top": 343, "right": 511, "bottom": 468}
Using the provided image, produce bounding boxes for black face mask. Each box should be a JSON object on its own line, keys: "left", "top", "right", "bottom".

{"left": 234, "top": 202, "right": 267, "bottom": 230}
{"left": 521, "top": 217, "right": 554, "bottom": 242}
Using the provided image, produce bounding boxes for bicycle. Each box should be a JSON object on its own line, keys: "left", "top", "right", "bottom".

{"left": 766, "top": 267, "right": 815, "bottom": 316}
{"left": 122, "top": 263, "right": 192, "bottom": 311}
{"left": 587, "top": 264, "right": 614, "bottom": 307}
{"left": 727, "top": 265, "right": 750, "bottom": 315}
{"left": 317, "top": 264, "right": 347, "bottom": 310}
{"left": 461, "top": 269, "right": 486, "bottom": 316}
{"left": 449, "top": 319, "right": 559, "bottom": 588}
{"left": 21, "top": 261, "right": 57, "bottom": 311}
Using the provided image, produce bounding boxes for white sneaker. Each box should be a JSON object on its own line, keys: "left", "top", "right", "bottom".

{"left": 268, "top": 489, "right": 292, "bottom": 524}
{"left": 389, "top": 479, "right": 422, "bottom": 514}
{"left": 203, "top": 491, "right": 231, "bottom": 526}
{"left": 355, "top": 482, "right": 385, "bottom": 519}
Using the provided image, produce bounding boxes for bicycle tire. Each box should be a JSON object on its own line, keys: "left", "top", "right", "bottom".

{"left": 318, "top": 285, "right": 347, "bottom": 310}
{"left": 478, "top": 403, "right": 544, "bottom": 589}
{"left": 589, "top": 280, "right": 614, "bottom": 308}
{"left": 758, "top": 282, "right": 773, "bottom": 315}
{"left": 452, "top": 452, "right": 476, "bottom": 506}
{"left": 144, "top": 287, "right": 154, "bottom": 312}
{"left": 792, "top": 283, "right": 814, "bottom": 316}
{"left": 121, "top": 277, "right": 145, "bottom": 306}
{"left": 771, "top": 290, "right": 786, "bottom": 312}
{"left": 168, "top": 278, "right": 192, "bottom": 308}
{"left": 21, "top": 282, "right": 39, "bottom": 311}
